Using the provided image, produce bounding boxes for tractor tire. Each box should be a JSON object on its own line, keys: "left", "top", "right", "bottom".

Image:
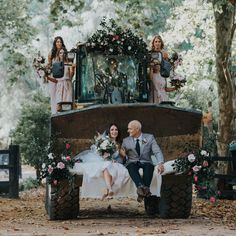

{"left": 159, "top": 175, "right": 192, "bottom": 219}
{"left": 45, "top": 182, "right": 49, "bottom": 214}
{"left": 45, "top": 176, "right": 81, "bottom": 220}
{"left": 144, "top": 195, "right": 160, "bottom": 216}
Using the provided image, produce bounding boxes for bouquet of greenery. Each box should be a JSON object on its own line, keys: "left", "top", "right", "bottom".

{"left": 94, "top": 133, "right": 117, "bottom": 160}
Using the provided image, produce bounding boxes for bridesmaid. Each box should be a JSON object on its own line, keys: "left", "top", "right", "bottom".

{"left": 148, "top": 35, "right": 176, "bottom": 104}
{"left": 47, "top": 36, "right": 67, "bottom": 114}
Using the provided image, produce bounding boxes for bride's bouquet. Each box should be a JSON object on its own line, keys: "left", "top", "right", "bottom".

{"left": 94, "top": 133, "right": 117, "bottom": 160}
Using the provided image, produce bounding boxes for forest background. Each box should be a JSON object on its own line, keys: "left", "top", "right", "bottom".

{"left": 0, "top": 0, "right": 235, "bottom": 175}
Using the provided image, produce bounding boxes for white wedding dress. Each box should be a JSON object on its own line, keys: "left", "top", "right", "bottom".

{"left": 70, "top": 145, "right": 133, "bottom": 198}
{"left": 70, "top": 145, "right": 177, "bottom": 199}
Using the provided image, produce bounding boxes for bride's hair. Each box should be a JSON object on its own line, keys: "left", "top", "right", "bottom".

{"left": 105, "top": 123, "right": 121, "bottom": 144}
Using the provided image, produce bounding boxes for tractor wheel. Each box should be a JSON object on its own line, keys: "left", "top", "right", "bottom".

{"left": 45, "top": 176, "right": 81, "bottom": 220}
{"left": 144, "top": 195, "right": 160, "bottom": 216}
{"left": 159, "top": 175, "right": 192, "bottom": 219}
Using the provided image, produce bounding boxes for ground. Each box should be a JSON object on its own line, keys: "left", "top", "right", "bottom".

{"left": 0, "top": 166, "right": 236, "bottom": 236}
{"left": 0, "top": 186, "right": 236, "bottom": 236}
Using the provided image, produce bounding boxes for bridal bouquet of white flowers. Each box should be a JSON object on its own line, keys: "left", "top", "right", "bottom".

{"left": 94, "top": 133, "right": 117, "bottom": 160}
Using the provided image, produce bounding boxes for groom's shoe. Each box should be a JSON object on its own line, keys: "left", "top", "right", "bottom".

{"left": 137, "top": 186, "right": 145, "bottom": 203}
{"left": 137, "top": 194, "right": 144, "bottom": 203}
{"left": 137, "top": 186, "right": 145, "bottom": 196}
{"left": 143, "top": 186, "right": 152, "bottom": 197}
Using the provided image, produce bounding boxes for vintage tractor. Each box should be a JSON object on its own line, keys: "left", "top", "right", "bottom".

{"left": 45, "top": 21, "right": 202, "bottom": 220}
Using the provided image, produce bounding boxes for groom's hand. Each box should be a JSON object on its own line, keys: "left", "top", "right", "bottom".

{"left": 119, "top": 147, "right": 126, "bottom": 158}
{"left": 157, "top": 163, "right": 164, "bottom": 174}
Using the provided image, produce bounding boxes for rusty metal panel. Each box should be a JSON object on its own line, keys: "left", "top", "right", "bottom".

{"left": 51, "top": 104, "right": 202, "bottom": 140}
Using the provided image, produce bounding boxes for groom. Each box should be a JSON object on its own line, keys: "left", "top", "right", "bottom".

{"left": 121, "top": 120, "right": 165, "bottom": 202}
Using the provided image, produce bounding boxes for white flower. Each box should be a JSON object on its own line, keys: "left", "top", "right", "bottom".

{"left": 48, "top": 153, "right": 54, "bottom": 159}
{"left": 200, "top": 150, "right": 209, "bottom": 156}
{"left": 42, "top": 163, "right": 46, "bottom": 169}
{"left": 187, "top": 154, "right": 196, "bottom": 162}
{"left": 38, "top": 69, "right": 45, "bottom": 77}
{"left": 100, "top": 139, "right": 110, "bottom": 149}
{"left": 37, "top": 56, "right": 43, "bottom": 62}
{"left": 61, "top": 156, "right": 66, "bottom": 160}
{"left": 109, "top": 48, "right": 113, "bottom": 52}
{"left": 128, "top": 46, "right": 132, "bottom": 50}
{"left": 142, "top": 138, "right": 147, "bottom": 144}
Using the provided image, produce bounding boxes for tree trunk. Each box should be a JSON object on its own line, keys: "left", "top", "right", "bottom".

{"left": 213, "top": 2, "right": 236, "bottom": 173}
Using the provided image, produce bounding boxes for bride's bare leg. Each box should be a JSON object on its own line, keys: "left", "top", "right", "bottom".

{"left": 103, "top": 169, "right": 113, "bottom": 196}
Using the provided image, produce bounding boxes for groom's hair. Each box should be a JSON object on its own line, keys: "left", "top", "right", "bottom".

{"left": 130, "top": 120, "right": 142, "bottom": 131}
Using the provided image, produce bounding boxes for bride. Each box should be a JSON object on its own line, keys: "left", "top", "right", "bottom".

{"left": 72, "top": 123, "right": 128, "bottom": 199}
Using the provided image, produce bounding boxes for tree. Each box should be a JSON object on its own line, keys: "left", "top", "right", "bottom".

{"left": 212, "top": 0, "right": 236, "bottom": 164}
{"left": 0, "top": 0, "right": 36, "bottom": 84}
{"left": 11, "top": 93, "right": 51, "bottom": 180}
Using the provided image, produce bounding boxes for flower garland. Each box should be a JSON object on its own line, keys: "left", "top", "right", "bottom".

{"left": 40, "top": 143, "right": 77, "bottom": 185}
{"left": 86, "top": 18, "right": 148, "bottom": 61}
{"left": 174, "top": 149, "right": 218, "bottom": 201}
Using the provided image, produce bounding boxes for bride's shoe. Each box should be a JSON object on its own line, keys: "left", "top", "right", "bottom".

{"left": 107, "top": 189, "right": 114, "bottom": 199}
{"left": 102, "top": 189, "right": 109, "bottom": 200}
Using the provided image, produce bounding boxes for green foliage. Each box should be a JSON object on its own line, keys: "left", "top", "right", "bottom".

{"left": 19, "top": 177, "right": 40, "bottom": 191}
{"left": 4, "top": 51, "right": 30, "bottom": 84}
{"left": 49, "top": 0, "right": 84, "bottom": 29}
{"left": 0, "top": 0, "right": 36, "bottom": 84}
{"left": 86, "top": 18, "right": 148, "bottom": 61}
{"left": 0, "top": 0, "right": 35, "bottom": 51}
{"left": 11, "top": 93, "right": 51, "bottom": 179}
{"left": 114, "top": 0, "right": 184, "bottom": 37}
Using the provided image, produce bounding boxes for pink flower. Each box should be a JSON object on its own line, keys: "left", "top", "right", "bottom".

{"left": 210, "top": 197, "right": 216, "bottom": 203}
{"left": 192, "top": 165, "right": 201, "bottom": 172}
{"left": 53, "top": 179, "right": 58, "bottom": 185}
{"left": 203, "top": 160, "right": 208, "bottom": 167}
{"left": 217, "top": 191, "right": 221, "bottom": 195}
{"left": 66, "top": 156, "right": 71, "bottom": 161}
{"left": 112, "top": 35, "right": 119, "bottom": 41}
{"left": 66, "top": 143, "right": 71, "bottom": 150}
{"left": 48, "top": 165, "right": 54, "bottom": 174}
{"left": 194, "top": 176, "right": 198, "bottom": 183}
{"left": 57, "top": 162, "right": 65, "bottom": 169}
{"left": 202, "top": 186, "right": 207, "bottom": 190}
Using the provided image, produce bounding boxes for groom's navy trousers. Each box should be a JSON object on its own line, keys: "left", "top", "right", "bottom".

{"left": 126, "top": 161, "right": 154, "bottom": 188}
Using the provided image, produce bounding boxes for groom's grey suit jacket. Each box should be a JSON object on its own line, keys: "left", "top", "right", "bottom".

{"left": 122, "top": 133, "right": 164, "bottom": 166}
